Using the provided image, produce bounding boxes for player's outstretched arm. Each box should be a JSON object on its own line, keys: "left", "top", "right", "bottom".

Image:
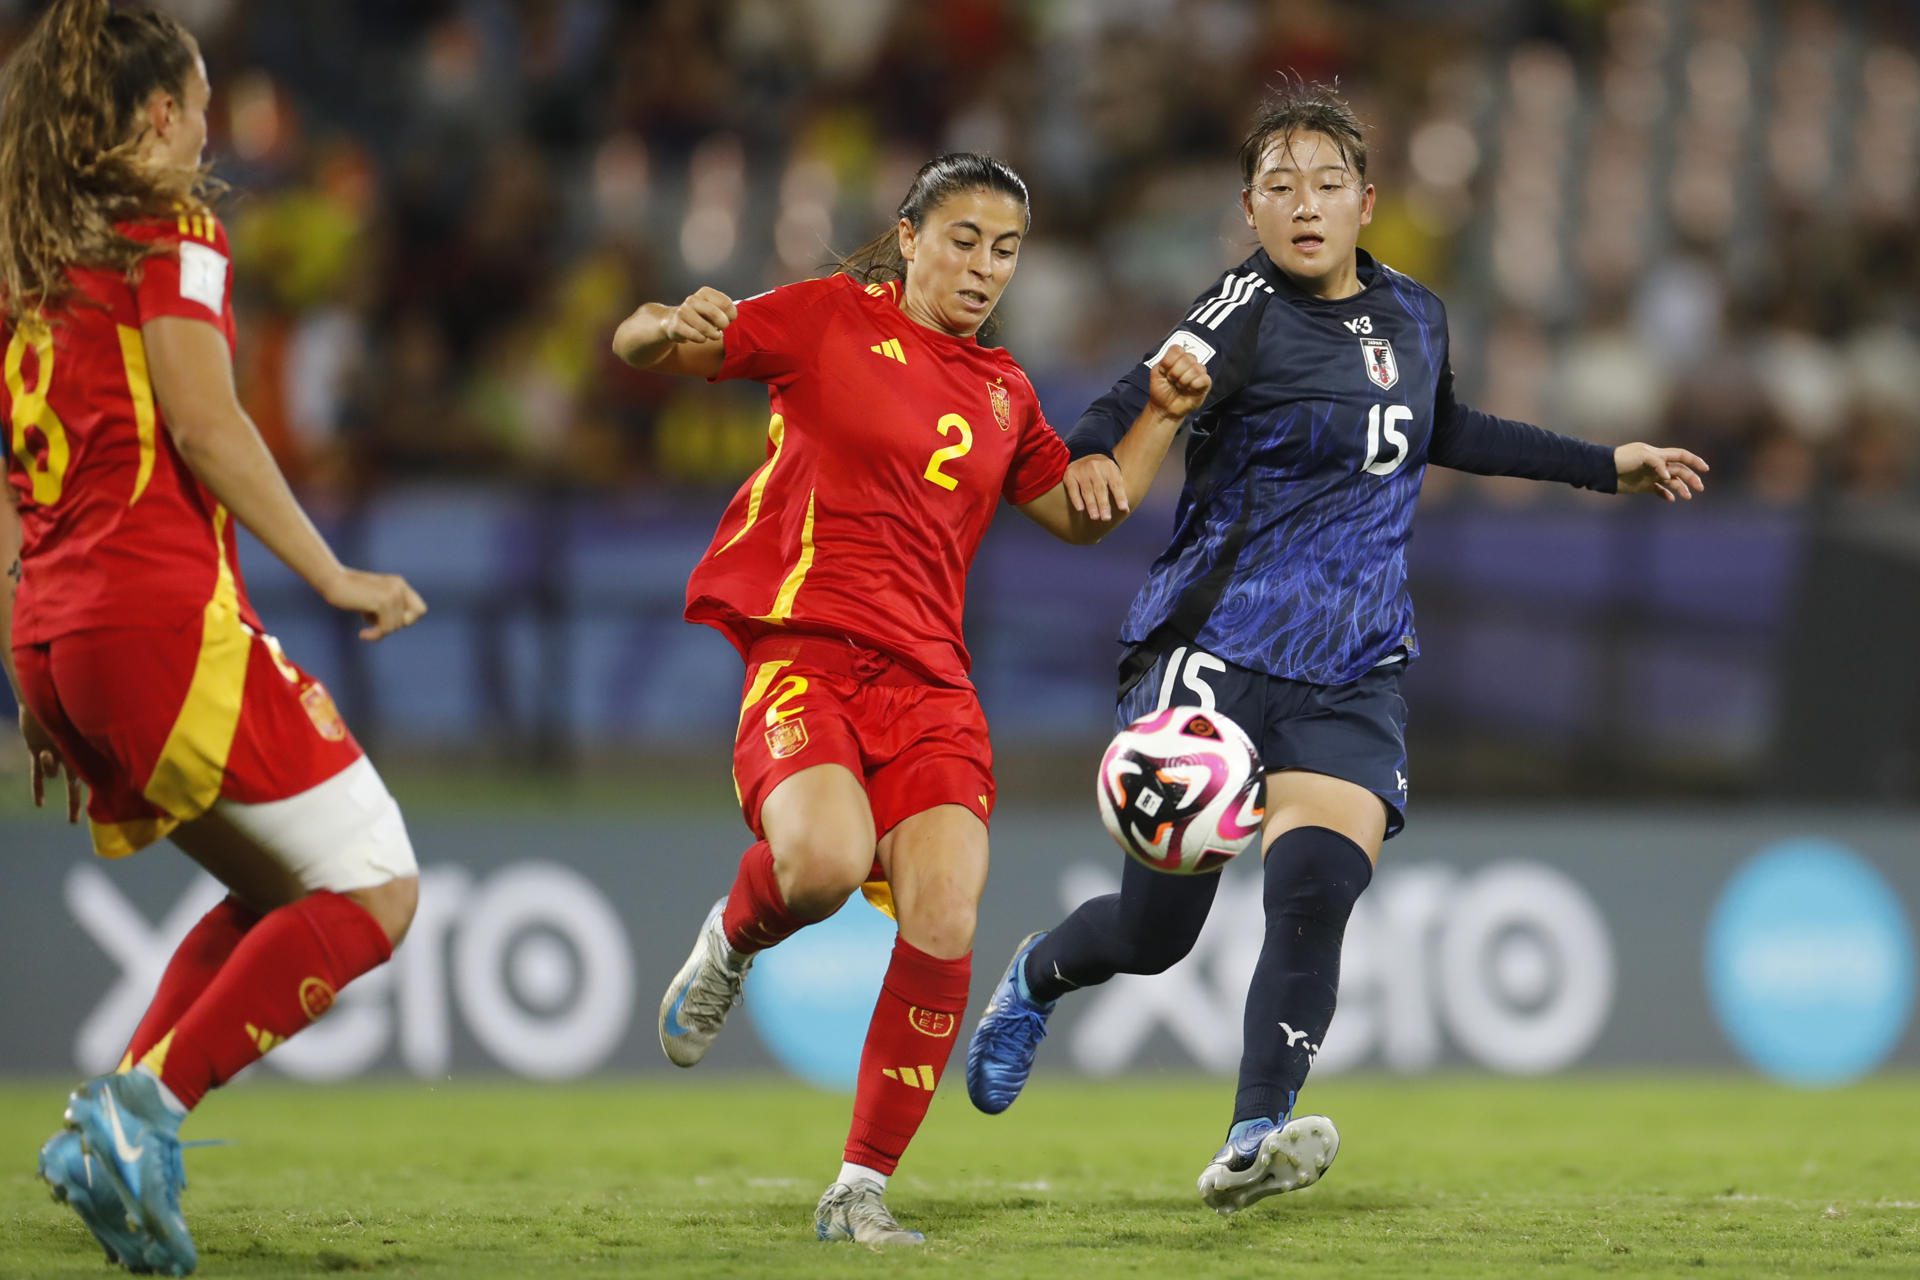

{"left": 612, "top": 287, "right": 736, "bottom": 378}
{"left": 1018, "top": 348, "right": 1211, "bottom": 544}
{"left": 143, "top": 316, "right": 426, "bottom": 641}
{"left": 1614, "top": 443, "right": 1709, "bottom": 502}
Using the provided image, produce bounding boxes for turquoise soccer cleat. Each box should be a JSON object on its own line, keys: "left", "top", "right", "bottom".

{"left": 39, "top": 1126, "right": 173, "bottom": 1273}
{"left": 64, "top": 1073, "right": 197, "bottom": 1276}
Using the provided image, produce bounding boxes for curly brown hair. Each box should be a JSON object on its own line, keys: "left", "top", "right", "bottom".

{"left": 0, "top": 0, "right": 216, "bottom": 319}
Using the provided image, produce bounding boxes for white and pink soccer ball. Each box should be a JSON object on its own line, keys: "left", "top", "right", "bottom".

{"left": 1095, "top": 706, "right": 1266, "bottom": 875}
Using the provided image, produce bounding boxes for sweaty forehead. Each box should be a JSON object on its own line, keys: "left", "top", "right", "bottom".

{"left": 1258, "top": 131, "right": 1352, "bottom": 176}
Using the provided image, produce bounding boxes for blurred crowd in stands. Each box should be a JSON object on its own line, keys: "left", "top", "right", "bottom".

{"left": 9, "top": 0, "right": 1913, "bottom": 505}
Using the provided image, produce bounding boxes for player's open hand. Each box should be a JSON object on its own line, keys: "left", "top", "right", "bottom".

{"left": 1065, "top": 454, "right": 1129, "bottom": 521}
{"left": 20, "top": 705, "right": 82, "bottom": 823}
{"left": 664, "top": 287, "right": 738, "bottom": 345}
{"left": 1615, "top": 443, "right": 1709, "bottom": 501}
{"left": 322, "top": 568, "right": 428, "bottom": 641}
{"left": 1148, "top": 346, "right": 1212, "bottom": 421}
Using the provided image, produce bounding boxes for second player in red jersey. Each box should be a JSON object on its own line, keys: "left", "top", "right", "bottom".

{"left": 614, "top": 152, "right": 1211, "bottom": 1245}
{"left": 686, "top": 271, "right": 1068, "bottom": 686}
{"left": 0, "top": 3, "right": 426, "bottom": 1271}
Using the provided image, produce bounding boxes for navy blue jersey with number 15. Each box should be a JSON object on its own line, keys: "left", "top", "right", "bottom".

{"left": 1069, "top": 247, "right": 1617, "bottom": 687}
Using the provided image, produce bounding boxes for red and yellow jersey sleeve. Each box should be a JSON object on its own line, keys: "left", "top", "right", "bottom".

{"left": 713, "top": 276, "right": 844, "bottom": 386}
{"left": 126, "top": 212, "right": 236, "bottom": 347}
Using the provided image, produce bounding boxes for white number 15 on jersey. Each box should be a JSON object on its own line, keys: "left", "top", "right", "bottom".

{"left": 1362, "top": 404, "right": 1412, "bottom": 477}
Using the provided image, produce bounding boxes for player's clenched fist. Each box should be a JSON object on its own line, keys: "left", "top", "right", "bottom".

{"left": 1149, "top": 347, "right": 1211, "bottom": 420}
{"left": 612, "top": 286, "right": 738, "bottom": 372}
{"left": 664, "top": 286, "right": 738, "bottom": 345}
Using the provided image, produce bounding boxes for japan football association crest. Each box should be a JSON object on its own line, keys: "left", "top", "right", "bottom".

{"left": 1360, "top": 337, "right": 1399, "bottom": 390}
{"left": 987, "top": 378, "right": 1012, "bottom": 431}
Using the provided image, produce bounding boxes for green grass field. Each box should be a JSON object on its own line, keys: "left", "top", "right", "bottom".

{"left": 4, "top": 1075, "right": 1918, "bottom": 1278}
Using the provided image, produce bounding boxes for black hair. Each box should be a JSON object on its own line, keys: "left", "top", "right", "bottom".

{"left": 1238, "top": 78, "right": 1368, "bottom": 189}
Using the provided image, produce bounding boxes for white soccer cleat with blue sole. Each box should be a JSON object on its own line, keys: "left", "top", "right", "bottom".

{"left": 658, "top": 897, "right": 753, "bottom": 1068}
{"left": 1197, "top": 1114, "right": 1340, "bottom": 1215}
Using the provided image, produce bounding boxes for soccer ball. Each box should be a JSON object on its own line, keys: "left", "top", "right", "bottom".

{"left": 1095, "top": 706, "right": 1265, "bottom": 875}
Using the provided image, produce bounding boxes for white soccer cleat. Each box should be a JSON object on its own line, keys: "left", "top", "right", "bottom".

{"left": 657, "top": 898, "right": 753, "bottom": 1068}
{"left": 1197, "top": 1114, "right": 1340, "bottom": 1215}
{"left": 814, "top": 1180, "right": 925, "bottom": 1245}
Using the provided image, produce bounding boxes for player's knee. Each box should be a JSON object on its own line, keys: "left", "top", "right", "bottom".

{"left": 345, "top": 875, "right": 418, "bottom": 948}
{"left": 1126, "top": 927, "right": 1202, "bottom": 975}
{"left": 770, "top": 830, "right": 870, "bottom": 917}
{"left": 1263, "top": 825, "right": 1373, "bottom": 922}
{"left": 899, "top": 888, "right": 976, "bottom": 960}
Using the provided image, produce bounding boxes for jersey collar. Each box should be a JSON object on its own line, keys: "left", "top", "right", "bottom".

{"left": 1256, "top": 247, "right": 1383, "bottom": 306}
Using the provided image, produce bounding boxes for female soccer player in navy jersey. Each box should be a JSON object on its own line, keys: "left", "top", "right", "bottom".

{"left": 612, "top": 153, "right": 1209, "bottom": 1245}
{"left": 966, "top": 83, "right": 1708, "bottom": 1214}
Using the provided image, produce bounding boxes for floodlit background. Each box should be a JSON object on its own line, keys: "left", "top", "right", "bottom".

{"left": 2, "top": 0, "right": 1916, "bottom": 1092}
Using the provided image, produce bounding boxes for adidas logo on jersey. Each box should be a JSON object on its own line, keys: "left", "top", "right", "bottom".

{"left": 870, "top": 338, "right": 906, "bottom": 363}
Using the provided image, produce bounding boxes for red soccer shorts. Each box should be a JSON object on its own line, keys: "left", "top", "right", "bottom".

{"left": 731, "top": 631, "right": 995, "bottom": 845}
{"left": 13, "top": 610, "right": 363, "bottom": 858}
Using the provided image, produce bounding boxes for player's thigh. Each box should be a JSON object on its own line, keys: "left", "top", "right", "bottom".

{"left": 758, "top": 762, "right": 877, "bottom": 900}
{"left": 733, "top": 641, "right": 874, "bottom": 876}
{"left": 877, "top": 802, "right": 989, "bottom": 959}
{"left": 1262, "top": 663, "right": 1409, "bottom": 858}
{"left": 1261, "top": 769, "right": 1387, "bottom": 862}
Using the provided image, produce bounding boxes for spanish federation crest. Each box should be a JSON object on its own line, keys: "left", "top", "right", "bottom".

{"left": 988, "top": 378, "right": 1011, "bottom": 431}
{"left": 1359, "top": 337, "right": 1399, "bottom": 390}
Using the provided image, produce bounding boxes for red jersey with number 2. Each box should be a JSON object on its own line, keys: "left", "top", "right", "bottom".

{"left": 685, "top": 274, "right": 1070, "bottom": 686}
{"left": 5, "top": 213, "right": 259, "bottom": 644}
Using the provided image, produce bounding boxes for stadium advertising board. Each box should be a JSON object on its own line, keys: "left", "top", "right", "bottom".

{"left": 2, "top": 811, "right": 1914, "bottom": 1086}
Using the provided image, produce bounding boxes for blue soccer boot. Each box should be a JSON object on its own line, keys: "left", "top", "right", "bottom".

{"left": 965, "top": 931, "right": 1056, "bottom": 1114}
{"left": 39, "top": 1126, "right": 172, "bottom": 1273}
{"left": 65, "top": 1072, "right": 196, "bottom": 1275}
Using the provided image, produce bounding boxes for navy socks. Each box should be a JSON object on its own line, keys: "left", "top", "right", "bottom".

{"left": 1232, "top": 825, "right": 1373, "bottom": 1128}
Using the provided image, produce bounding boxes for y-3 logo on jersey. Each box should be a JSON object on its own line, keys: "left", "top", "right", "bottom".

{"left": 1343, "top": 315, "right": 1373, "bottom": 334}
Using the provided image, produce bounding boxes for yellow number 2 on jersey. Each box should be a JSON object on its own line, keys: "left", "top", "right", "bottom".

{"left": 923, "top": 412, "right": 974, "bottom": 491}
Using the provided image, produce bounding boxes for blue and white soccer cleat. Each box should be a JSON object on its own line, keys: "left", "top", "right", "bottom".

{"left": 64, "top": 1072, "right": 197, "bottom": 1276}
{"left": 39, "top": 1127, "right": 172, "bottom": 1273}
{"left": 658, "top": 897, "right": 754, "bottom": 1068}
{"left": 1196, "top": 1114, "right": 1340, "bottom": 1215}
{"left": 965, "top": 931, "right": 1055, "bottom": 1115}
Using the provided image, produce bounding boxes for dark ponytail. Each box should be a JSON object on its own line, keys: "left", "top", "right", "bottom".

{"left": 836, "top": 152, "right": 1030, "bottom": 337}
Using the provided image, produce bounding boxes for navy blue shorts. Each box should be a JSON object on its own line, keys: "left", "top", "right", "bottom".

{"left": 1116, "top": 629, "right": 1410, "bottom": 839}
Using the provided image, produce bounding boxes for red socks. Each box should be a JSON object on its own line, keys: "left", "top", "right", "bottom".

{"left": 138, "top": 891, "right": 391, "bottom": 1109}
{"left": 844, "top": 937, "right": 972, "bottom": 1175}
{"left": 722, "top": 841, "right": 825, "bottom": 953}
{"left": 119, "top": 896, "right": 262, "bottom": 1072}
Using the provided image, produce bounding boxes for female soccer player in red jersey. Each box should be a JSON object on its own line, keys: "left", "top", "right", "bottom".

{"left": 613, "top": 151, "right": 1212, "bottom": 1244}
{"left": 0, "top": 3, "right": 425, "bottom": 1272}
